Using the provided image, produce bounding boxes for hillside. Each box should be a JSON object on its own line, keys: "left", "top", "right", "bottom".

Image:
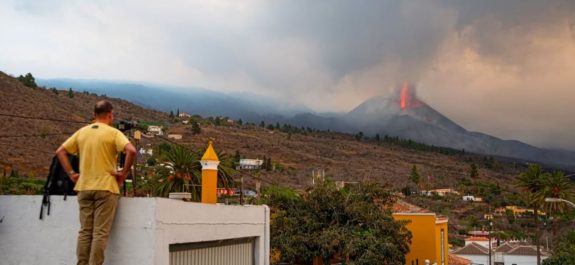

{"left": 0, "top": 71, "right": 168, "bottom": 177}
{"left": 1, "top": 71, "right": 526, "bottom": 192}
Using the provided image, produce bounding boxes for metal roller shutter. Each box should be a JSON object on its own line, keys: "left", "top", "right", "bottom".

{"left": 169, "top": 237, "right": 255, "bottom": 265}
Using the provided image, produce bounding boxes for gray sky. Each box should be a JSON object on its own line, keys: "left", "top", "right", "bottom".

{"left": 1, "top": 0, "right": 574, "bottom": 150}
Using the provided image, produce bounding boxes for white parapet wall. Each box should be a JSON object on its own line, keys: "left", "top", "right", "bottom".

{"left": 0, "top": 195, "right": 270, "bottom": 265}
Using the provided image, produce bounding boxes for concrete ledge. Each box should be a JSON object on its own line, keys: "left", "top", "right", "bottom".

{"left": 0, "top": 195, "right": 270, "bottom": 265}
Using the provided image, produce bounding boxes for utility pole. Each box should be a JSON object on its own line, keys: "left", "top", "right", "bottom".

{"left": 133, "top": 130, "right": 141, "bottom": 196}
{"left": 488, "top": 221, "right": 493, "bottom": 265}
{"left": 240, "top": 173, "right": 244, "bottom": 206}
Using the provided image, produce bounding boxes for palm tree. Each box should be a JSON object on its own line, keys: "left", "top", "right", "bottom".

{"left": 541, "top": 171, "right": 575, "bottom": 239}
{"left": 215, "top": 150, "right": 237, "bottom": 190}
{"left": 517, "top": 164, "right": 548, "bottom": 265}
{"left": 156, "top": 144, "right": 201, "bottom": 198}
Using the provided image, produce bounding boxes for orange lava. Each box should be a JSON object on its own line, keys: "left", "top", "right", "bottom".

{"left": 400, "top": 81, "right": 409, "bottom": 110}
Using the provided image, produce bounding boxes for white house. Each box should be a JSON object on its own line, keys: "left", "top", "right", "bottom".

{"left": 139, "top": 148, "right": 153, "bottom": 156}
{"left": 239, "top": 159, "right": 264, "bottom": 170}
{"left": 451, "top": 242, "right": 490, "bottom": 265}
{"left": 148, "top": 125, "right": 164, "bottom": 136}
{"left": 453, "top": 242, "right": 549, "bottom": 265}
{"left": 463, "top": 195, "right": 483, "bottom": 202}
{"left": 422, "top": 188, "right": 460, "bottom": 197}
{"left": 178, "top": 112, "right": 191, "bottom": 118}
{"left": 167, "top": 134, "right": 183, "bottom": 140}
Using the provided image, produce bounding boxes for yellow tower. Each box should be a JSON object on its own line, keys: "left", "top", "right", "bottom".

{"left": 200, "top": 141, "right": 220, "bottom": 204}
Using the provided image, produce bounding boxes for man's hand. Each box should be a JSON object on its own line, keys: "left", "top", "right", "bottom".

{"left": 112, "top": 170, "right": 129, "bottom": 185}
{"left": 69, "top": 173, "right": 80, "bottom": 183}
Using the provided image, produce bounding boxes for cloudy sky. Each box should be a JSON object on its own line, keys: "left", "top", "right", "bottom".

{"left": 1, "top": 0, "right": 574, "bottom": 150}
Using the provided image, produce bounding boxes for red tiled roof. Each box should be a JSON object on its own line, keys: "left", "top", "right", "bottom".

{"left": 449, "top": 254, "right": 471, "bottom": 265}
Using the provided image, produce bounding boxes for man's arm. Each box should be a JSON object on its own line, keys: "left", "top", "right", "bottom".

{"left": 55, "top": 146, "right": 80, "bottom": 183}
{"left": 112, "top": 143, "right": 136, "bottom": 184}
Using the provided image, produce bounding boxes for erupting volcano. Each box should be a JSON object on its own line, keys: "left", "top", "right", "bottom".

{"left": 399, "top": 81, "right": 420, "bottom": 110}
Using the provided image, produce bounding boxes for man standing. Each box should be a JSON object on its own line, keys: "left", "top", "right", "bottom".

{"left": 56, "top": 100, "right": 136, "bottom": 265}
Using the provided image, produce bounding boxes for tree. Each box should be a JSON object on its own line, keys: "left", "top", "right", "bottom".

{"left": 238, "top": 119, "right": 243, "bottom": 125}
{"left": 355, "top": 131, "right": 364, "bottom": 141}
{"left": 17, "top": 73, "right": 37, "bottom": 88}
{"left": 275, "top": 122, "right": 280, "bottom": 130}
{"left": 375, "top": 134, "right": 380, "bottom": 144}
{"left": 543, "top": 231, "right": 575, "bottom": 265}
{"left": 541, "top": 171, "right": 575, "bottom": 238}
{"left": 260, "top": 121, "right": 265, "bottom": 128}
{"left": 155, "top": 145, "right": 200, "bottom": 198}
{"left": 169, "top": 111, "right": 175, "bottom": 119}
{"left": 176, "top": 108, "right": 180, "bottom": 117}
{"left": 191, "top": 121, "right": 201, "bottom": 134}
{"left": 470, "top": 163, "right": 479, "bottom": 178}
{"left": 517, "top": 164, "right": 548, "bottom": 265}
{"left": 261, "top": 181, "right": 411, "bottom": 264}
{"left": 214, "top": 116, "right": 221, "bottom": 126}
{"left": 67, "top": 88, "right": 74, "bottom": 98}
{"left": 410, "top": 164, "right": 420, "bottom": 187}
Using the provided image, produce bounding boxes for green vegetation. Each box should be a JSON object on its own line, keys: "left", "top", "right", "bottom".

{"left": 67, "top": 88, "right": 74, "bottom": 98}
{"left": 17, "top": 73, "right": 37, "bottom": 88}
{"left": 260, "top": 180, "right": 411, "bottom": 265}
{"left": 139, "top": 144, "right": 236, "bottom": 200}
{"left": 0, "top": 172, "right": 44, "bottom": 195}
{"left": 544, "top": 231, "right": 575, "bottom": 265}
{"left": 191, "top": 121, "right": 201, "bottom": 134}
{"left": 516, "top": 164, "right": 575, "bottom": 264}
{"left": 382, "top": 135, "right": 464, "bottom": 155}
{"left": 410, "top": 164, "right": 420, "bottom": 187}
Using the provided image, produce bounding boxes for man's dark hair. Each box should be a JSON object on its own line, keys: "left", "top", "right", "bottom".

{"left": 94, "top": 100, "right": 114, "bottom": 117}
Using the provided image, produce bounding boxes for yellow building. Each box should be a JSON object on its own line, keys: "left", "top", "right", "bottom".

{"left": 393, "top": 200, "right": 449, "bottom": 265}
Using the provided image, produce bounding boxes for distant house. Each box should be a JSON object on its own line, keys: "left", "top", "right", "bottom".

{"left": 501, "top": 206, "right": 546, "bottom": 217}
{"left": 453, "top": 241, "right": 549, "bottom": 265}
{"left": 335, "top": 181, "right": 359, "bottom": 190}
{"left": 148, "top": 125, "right": 163, "bottom": 136}
{"left": 449, "top": 254, "right": 471, "bottom": 265}
{"left": 238, "top": 159, "right": 263, "bottom": 170}
{"left": 422, "top": 188, "right": 460, "bottom": 197}
{"left": 464, "top": 236, "right": 490, "bottom": 248}
{"left": 139, "top": 148, "right": 153, "bottom": 156}
{"left": 178, "top": 112, "right": 191, "bottom": 118}
{"left": 463, "top": 195, "right": 483, "bottom": 202}
{"left": 451, "top": 242, "right": 490, "bottom": 265}
{"left": 182, "top": 120, "right": 189, "bottom": 124}
{"left": 167, "top": 134, "right": 182, "bottom": 140}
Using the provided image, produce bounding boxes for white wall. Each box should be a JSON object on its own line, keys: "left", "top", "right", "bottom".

{"left": 0, "top": 195, "right": 269, "bottom": 265}
{"left": 504, "top": 255, "right": 547, "bottom": 265}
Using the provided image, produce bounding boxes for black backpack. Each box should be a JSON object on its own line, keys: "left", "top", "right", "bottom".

{"left": 39, "top": 155, "right": 79, "bottom": 220}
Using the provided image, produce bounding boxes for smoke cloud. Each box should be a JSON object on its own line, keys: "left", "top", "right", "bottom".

{"left": 0, "top": 0, "right": 574, "bottom": 149}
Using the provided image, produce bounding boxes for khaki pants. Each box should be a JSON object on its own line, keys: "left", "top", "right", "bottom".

{"left": 76, "top": 191, "right": 119, "bottom": 265}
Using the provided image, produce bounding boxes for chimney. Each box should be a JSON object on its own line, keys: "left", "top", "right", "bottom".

{"left": 200, "top": 141, "right": 220, "bottom": 204}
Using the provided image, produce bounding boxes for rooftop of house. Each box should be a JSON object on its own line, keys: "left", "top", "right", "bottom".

{"left": 449, "top": 254, "right": 471, "bottom": 265}
{"left": 452, "top": 242, "right": 489, "bottom": 255}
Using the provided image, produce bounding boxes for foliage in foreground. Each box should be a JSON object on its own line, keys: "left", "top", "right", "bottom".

{"left": 260, "top": 181, "right": 411, "bottom": 265}
{"left": 543, "top": 231, "right": 575, "bottom": 265}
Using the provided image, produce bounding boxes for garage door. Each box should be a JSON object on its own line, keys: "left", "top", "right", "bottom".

{"left": 169, "top": 237, "right": 255, "bottom": 265}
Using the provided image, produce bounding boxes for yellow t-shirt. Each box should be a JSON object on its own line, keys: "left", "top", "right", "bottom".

{"left": 62, "top": 122, "right": 130, "bottom": 194}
